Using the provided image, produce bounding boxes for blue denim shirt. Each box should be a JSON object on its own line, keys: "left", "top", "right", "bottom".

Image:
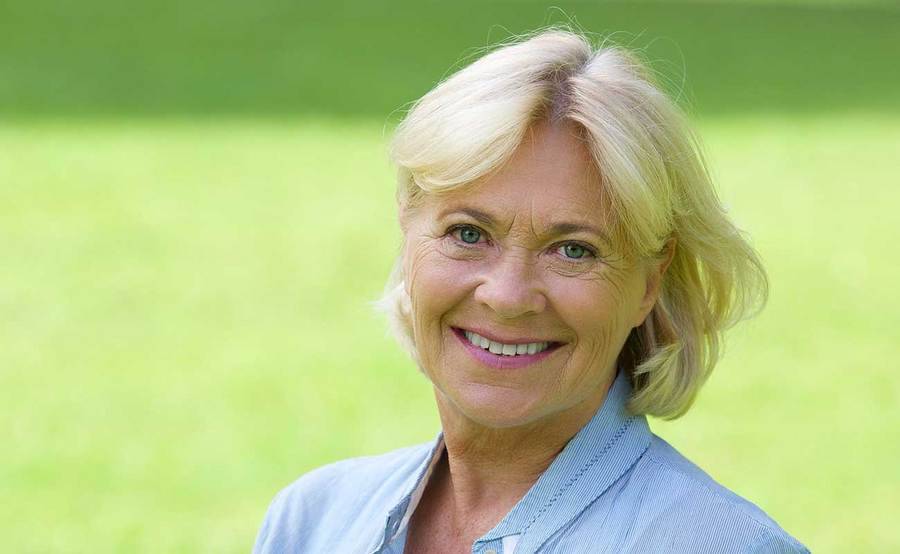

{"left": 253, "top": 370, "right": 809, "bottom": 553}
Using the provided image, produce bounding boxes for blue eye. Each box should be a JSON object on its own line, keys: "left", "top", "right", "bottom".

{"left": 454, "top": 226, "right": 482, "bottom": 244}
{"left": 559, "top": 243, "right": 594, "bottom": 260}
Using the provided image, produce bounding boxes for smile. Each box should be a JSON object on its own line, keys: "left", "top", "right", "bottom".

{"left": 463, "top": 330, "right": 550, "bottom": 356}
{"left": 451, "top": 327, "right": 563, "bottom": 369}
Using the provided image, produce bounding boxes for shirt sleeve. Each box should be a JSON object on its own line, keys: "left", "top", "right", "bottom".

{"left": 252, "top": 489, "right": 287, "bottom": 554}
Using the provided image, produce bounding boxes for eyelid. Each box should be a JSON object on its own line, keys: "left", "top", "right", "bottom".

{"left": 447, "top": 223, "right": 490, "bottom": 244}
{"left": 445, "top": 224, "right": 598, "bottom": 260}
{"left": 554, "top": 240, "right": 599, "bottom": 261}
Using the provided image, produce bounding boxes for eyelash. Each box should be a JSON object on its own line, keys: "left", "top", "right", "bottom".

{"left": 445, "top": 224, "right": 598, "bottom": 262}
{"left": 447, "top": 224, "right": 490, "bottom": 246}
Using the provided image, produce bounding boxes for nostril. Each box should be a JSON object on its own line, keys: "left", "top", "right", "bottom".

{"left": 473, "top": 282, "right": 547, "bottom": 319}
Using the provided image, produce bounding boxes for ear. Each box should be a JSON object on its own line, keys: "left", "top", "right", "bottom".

{"left": 398, "top": 200, "right": 410, "bottom": 233}
{"left": 633, "top": 237, "right": 677, "bottom": 328}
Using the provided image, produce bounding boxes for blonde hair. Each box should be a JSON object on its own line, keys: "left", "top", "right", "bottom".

{"left": 376, "top": 27, "right": 768, "bottom": 420}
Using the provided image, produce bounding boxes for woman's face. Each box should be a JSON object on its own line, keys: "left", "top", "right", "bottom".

{"left": 402, "top": 121, "right": 662, "bottom": 428}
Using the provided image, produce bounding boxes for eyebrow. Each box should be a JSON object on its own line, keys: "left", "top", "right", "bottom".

{"left": 438, "top": 206, "right": 611, "bottom": 242}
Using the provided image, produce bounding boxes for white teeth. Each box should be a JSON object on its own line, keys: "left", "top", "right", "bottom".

{"left": 462, "top": 330, "right": 551, "bottom": 357}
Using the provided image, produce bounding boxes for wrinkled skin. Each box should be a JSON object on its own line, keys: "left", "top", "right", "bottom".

{"left": 401, "top": 120, "right": 670, "bottom": 431}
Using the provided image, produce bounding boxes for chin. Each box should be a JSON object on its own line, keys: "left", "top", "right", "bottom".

{"left": 446, "top": 386, "right": 547, "bottom": 429}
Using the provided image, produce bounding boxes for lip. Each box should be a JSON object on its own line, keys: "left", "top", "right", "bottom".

{"left": 452, "top": 326, "right": 557, "bottom": 345}
{"left": 451, "top": 327, "right": 563, "bottom": 370}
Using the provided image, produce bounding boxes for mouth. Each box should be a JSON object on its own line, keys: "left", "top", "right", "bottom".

{"left": 450, "top": 326, "right": 565, "bottom": 369}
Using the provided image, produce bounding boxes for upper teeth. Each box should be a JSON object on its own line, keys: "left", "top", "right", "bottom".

{"left": 464, "top": 330, "right": 550, "bottom": 356}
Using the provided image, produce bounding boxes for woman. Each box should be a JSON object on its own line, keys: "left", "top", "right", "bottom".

{"left": 254, "top": 28, "right": 809, "bottom": 553}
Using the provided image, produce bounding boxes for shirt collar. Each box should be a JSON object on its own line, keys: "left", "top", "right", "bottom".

{"left": 378, "top": 369, "right": 651, "bottom": 554}
{"left": 479, "top": 368, "right": 652, "bottom": 553}
{"left": 374, "top": 431, "right": 445, "bottom": 552}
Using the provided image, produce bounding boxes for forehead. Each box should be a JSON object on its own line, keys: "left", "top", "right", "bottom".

{"left": 428, "top": 121, "right": 607, "bottom": 228}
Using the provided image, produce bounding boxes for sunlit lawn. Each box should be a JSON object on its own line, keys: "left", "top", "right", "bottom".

{"left": 1, "top": 113, "right": 897, "bottom": 552}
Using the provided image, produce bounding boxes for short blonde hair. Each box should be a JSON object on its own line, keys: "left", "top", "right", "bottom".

{"left": 376, "top": 27, "right": 768, "bottom": 420}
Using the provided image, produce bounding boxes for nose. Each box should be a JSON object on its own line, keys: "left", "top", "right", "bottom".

{"left": 473, "top": 248, "right": 547, "bottom": 319}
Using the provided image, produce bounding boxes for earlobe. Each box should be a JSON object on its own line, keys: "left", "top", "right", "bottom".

{"left": 656, "top": 237, "right": 677, "bottom": 284}
{"left": 635, "top": 237, "right": 677, "bottom": 327}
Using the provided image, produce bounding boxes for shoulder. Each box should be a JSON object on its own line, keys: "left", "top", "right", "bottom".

{"left": 273, "top": 440, "right": 432, "bottom": 505}
{"left": 621, "top": 434, "right": 809, "bottom": 553}
{"left": 252, "top": 440, "right": 435, "bottom": 553}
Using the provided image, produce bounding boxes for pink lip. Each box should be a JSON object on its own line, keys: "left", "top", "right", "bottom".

{"left": 457, "top": 326, "right": 553, "bottom": 345}
{"left": 451, "top": 327, "right": 562, "bottom": 370}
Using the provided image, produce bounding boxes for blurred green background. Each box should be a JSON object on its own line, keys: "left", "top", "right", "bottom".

{"left": 2, "top": 0, "right": 898, "bottom": 552}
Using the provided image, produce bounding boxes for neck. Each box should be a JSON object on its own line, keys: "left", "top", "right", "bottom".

{"left": 431, "top": 376, "right": 615, "bottom": 518}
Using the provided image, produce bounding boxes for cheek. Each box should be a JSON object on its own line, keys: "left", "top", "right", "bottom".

{"left": 550, "top": 272, "right": 638, "bottom": 356}
{"left": 407, "top": 244, "right": 470, "bottom": 300}
{"left": 404, "top": 240, "right": 475, "bottom": 342}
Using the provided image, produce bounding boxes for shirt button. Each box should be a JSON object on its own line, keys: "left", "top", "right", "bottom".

{"left": 484, "top": 549, "right": 498, "bottom": 554}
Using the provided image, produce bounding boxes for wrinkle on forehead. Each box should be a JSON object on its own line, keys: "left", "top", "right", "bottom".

{"left": 406, "top": 119, "right": 617, "bottom": 247}
{"left": 488, "top": 178, "right": 608, "bottom": 244}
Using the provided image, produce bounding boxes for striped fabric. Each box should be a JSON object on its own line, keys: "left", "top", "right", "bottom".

{"left": 253, "top": 370, "right": 809, "bottom": 553}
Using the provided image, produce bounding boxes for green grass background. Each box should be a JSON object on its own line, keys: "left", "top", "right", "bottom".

{"left": 2, "top": 1, "right": 898, "bottom": 552}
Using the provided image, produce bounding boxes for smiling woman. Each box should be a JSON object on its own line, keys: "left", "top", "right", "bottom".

{"left": 252, "top": 27, "right": 809, "bottom": 553}
{"left": 399, "top": 120, "right": 664, "bottom": 431}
